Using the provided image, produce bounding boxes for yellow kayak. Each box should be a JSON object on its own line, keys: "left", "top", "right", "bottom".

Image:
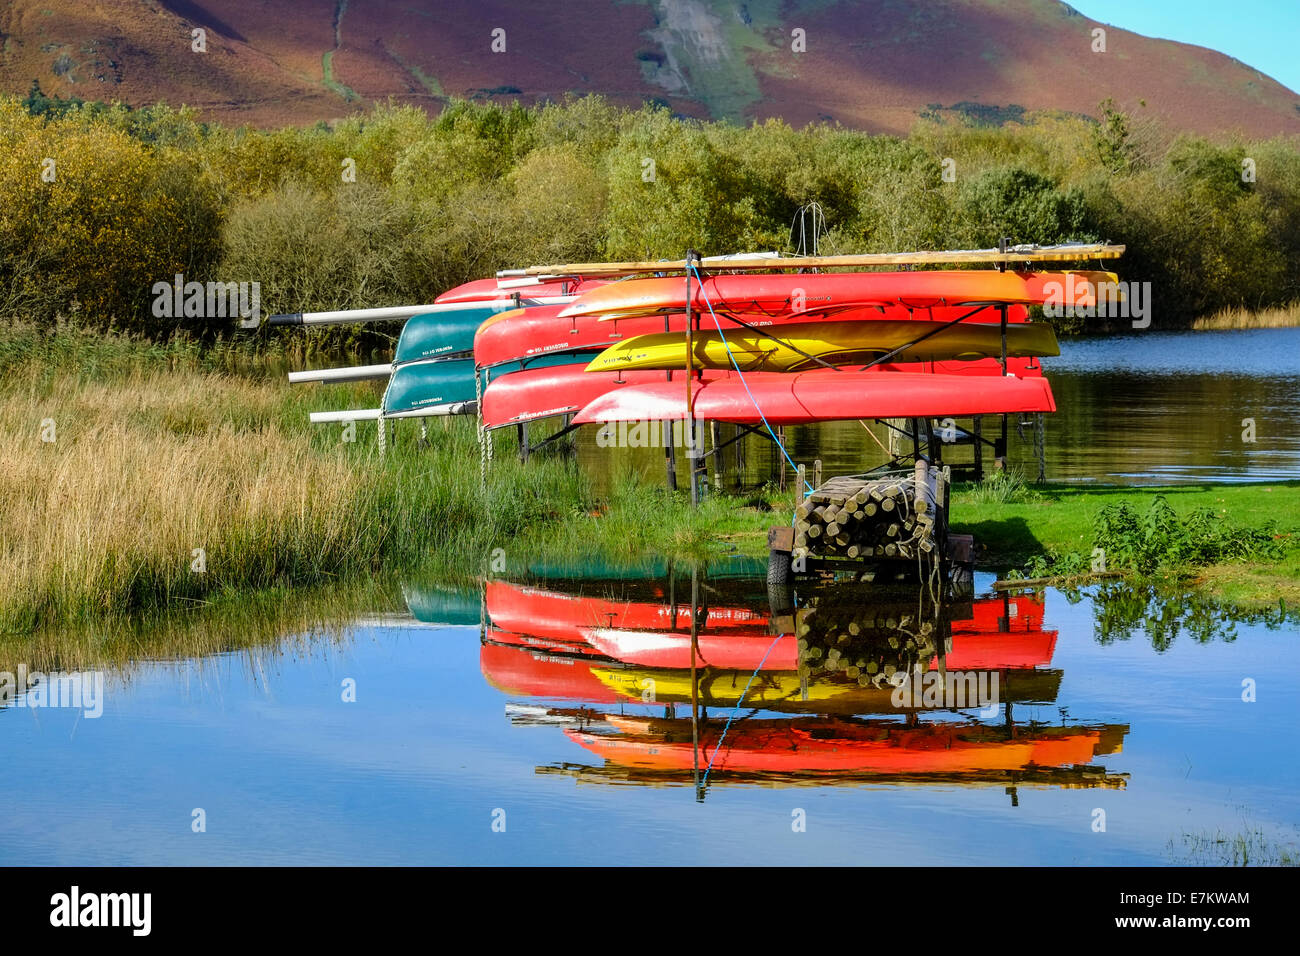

{"left": 585, "top": 319, "right": 1059, "bottom": 374}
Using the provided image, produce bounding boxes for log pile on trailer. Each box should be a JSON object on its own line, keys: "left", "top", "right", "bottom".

{"left": 792, "top": 462, "right": 947, "bottom": 565}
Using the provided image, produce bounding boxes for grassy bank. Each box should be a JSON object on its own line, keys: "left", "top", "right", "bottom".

{"left": 6, "top": 328, "right": 1299, "bottom": 632}
{"left": 2, "top": 326, "right": 776, "bottom": 632}
{"left": 0, "top": 327, "right": 601, "bottom": 631}
{"left": 949, "top": 478, "right": 1300, "bottom": 606}
{"left": 1192, "top": 301, "right": 1300, "bottom": 330}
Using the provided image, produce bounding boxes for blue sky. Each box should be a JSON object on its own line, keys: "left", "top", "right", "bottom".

{"left": 1069, "top": 1, "right": 1300, "bottom": 94}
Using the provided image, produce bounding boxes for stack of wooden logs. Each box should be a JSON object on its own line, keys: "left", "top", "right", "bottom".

{"left": 792, "top": 462, "right": 944, "bottom": 564}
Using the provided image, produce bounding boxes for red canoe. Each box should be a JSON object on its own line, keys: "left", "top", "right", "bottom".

{"left": 481, "top": 366, "right": 725, "bottom": 429}
{"left": 560, "top": 271, "right": 1117, "bottom": 319}
{"left": 571, "top": 370, "right": 1056, "bottom": 426}
{"left": 484, "top": 358, "right": 1046, "bottom": 430}
{"left": 474, "top": 303, "right": 1029, "bottom": 370}
{"left": 434, "top": 275, "right": 607, "bottom": 305}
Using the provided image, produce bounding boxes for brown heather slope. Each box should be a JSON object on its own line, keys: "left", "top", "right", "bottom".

{"left": 0, "top": 0, "right": 1295, "bottom": 136}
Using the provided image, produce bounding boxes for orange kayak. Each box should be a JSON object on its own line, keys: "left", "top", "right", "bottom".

{"left": 559, "top": 271, "right": 1119, "bottom": 319}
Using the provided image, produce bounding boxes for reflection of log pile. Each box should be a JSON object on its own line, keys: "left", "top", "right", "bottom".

{"left": 793, "top": 465, "right": 944, "bottom": 563}
{"left": 793, "top": 590, "right": 954, "bottom": 691}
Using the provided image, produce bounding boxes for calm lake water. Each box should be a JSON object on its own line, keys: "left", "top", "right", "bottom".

{"left": 3, "top": 565, "right": 1298, "bottom": 866}
{"left": 573, "top": 328, "right": 1300, "bottom": 487}
{"left": 4, "top": 327, "right": 1298, "bottom": 866}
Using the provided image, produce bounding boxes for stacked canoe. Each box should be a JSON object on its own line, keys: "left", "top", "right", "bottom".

{"left": 276, "top": 244, "right": 1124, "bottom": 447}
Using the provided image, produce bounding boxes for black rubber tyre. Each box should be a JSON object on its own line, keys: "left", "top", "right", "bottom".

{"left": 767, "top": 548, "right": 793, "bottom": 588}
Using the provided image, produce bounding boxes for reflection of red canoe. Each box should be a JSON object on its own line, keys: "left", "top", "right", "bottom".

{"left": 584, "top": 628, "right": 796, "bottom": 670}
{"left": 480, "top": 641, "right": 622, "bottom": 703}
{"left": 940, "top": 594, "right": 1054, "bottom": 669}
{"left": 473, "top": 303, "right": 1029, "bottom": 370}
{"left": 482, "top": 625, "right": 597, "bottom": 658}
{"left": 572, "top": 371, "right": 1055, "bottom": 427}
{"left": 962, "top": 593, "right": 1046, "bottom": 631}
{"left": 486, "top": 580, "right": 767, "bottom": 646}
{"left": 939, "top": 630, "right": 1058, "bottom": 670}
{"left": 569, "top": 717, "right": 1113, "bottom": 775}
{"left": 584, "top": 624, "right": 1054, "bottom": 672}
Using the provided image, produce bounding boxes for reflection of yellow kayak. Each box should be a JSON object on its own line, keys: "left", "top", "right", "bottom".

{"left": 592, "top": 666, "right": 1062, "bottom": 714}
{"left": 585, "top": 320, "right": 1059, "bottom": 374}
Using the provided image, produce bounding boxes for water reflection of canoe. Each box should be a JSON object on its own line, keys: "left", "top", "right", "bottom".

{"left": 590, "top": 665, "right": 1063, "bottom": 714}
{"left": 568, "top": 717, "right": 1123, "bottom": 775}
{"left": 584, "top": 628, "right": 795, "bottom": 670}
{"left": 480, "top": 642, "right": 623, "bottom": 703}
{"left": 940, "top": 629, "right": 1057, "bottom": 670}
{"left": 583, "top": 627, "right": 1058, "bottom": 673}
{"left": 403, "top": 584, "right": 481, "bottom": 626}
{"left": 483, "top": 626, "right": 594, "bottom": 657}
{"left": 485, "top": 580, "right": 767, "bottom": 646}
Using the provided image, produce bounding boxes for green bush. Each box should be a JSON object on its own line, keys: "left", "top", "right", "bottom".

{"left": 2, "top": 94, "right": 1298, "bottom": 337}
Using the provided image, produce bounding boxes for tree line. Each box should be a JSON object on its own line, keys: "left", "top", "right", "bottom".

{"left": 2, "top": 89, "right": 1297, "bottom": 342}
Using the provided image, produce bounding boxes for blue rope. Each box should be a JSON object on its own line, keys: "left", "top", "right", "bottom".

{"left": 700, "top": 629, "right": 788, "bottom": 788}
{"left": 686, "top": 263, "right": 810, "bottom": 789}
{"left": 688, "top": 264, "right": 814, "bottom": 495}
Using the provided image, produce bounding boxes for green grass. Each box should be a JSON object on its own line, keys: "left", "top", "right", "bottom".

{"left": 950, "top": 480, "right": 1300, "bottom": 605}
{"left": 1171, "top": 824, "right": 1300, "bottom": 866}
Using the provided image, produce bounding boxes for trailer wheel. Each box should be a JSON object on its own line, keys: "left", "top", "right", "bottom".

{"left": 767, "top": 548, "right": 793, "bottom": 588}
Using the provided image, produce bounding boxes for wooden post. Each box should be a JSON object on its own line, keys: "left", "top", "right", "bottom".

{"left": 795, "top": 463, "right": 806, "bottom": 508}
{"left": 517, "top": 422, "right": 528, "bottom": 463}
{"left": 710, "top": 420, "right": 722, "bottom": 493}
{"left": 777, "top": 426, "right": 787, "bottom": 492}
{"left": 813, "top": 458, "right": 822, "bottom": 490}
{"left": 998, "top": 414, "right": 1008, "bottom": 470}
{"left": 1035, "top": 412, "right": 1046, "bottom": 482}
{"left": 973, "top": 415, "right": 983, "bottom": 480}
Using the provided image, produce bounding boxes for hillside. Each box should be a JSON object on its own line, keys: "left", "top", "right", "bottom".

{"left": 0, "top": 0, "right": 1296, "bottom": 136}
